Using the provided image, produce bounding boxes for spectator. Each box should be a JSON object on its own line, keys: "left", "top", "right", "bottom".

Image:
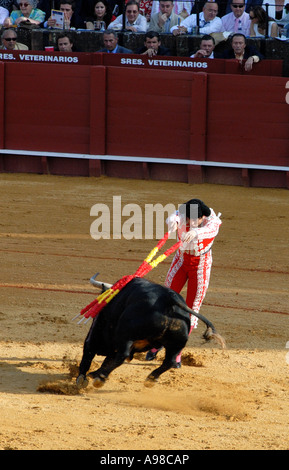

{"left": 190, "top": 34, "right": 215, "bottom": 58}
{"left": 108, "top": 0, "right": 147, "bottom": 32}
{"left": 148, "top": 0, "right": 182, "bottom": 33}
{"left": 171, "top": 2, "right": 222, "bottom": 36}
{"left": 190, "top": 0, "right": 225, "bottom": 16}
{"left": 85, "top": 0, "right": 114, "bottom": 29}
{"left": 151, "top": 1, "right": 194, "bottom": 19}
{"left": 0, "top": 4, "right": 8, "bottom": 23}
{"left": 224, "top": 0, "right": 263, "bottom": 15}
{"left": 249, "top": 6, "right": 278, "bottom": 37}
{"left": 262, "top": 0, "right": 288, "bottom": 23}
{"left": 4, "top": 0, "right": 45, "bottom": 26}
{"left": 46, "top": 0, "right": 85, "bottom": 29}
{"left": 97, "top": 29, "right": 133, "bottom": 52}
{"left": 60, "top": 0, "right": 84, "bottom": 19}
{"left": 220, "top": 33, "right": 264, "bottom": 71}
{"left": 57, "top": 32, "right": 75, "bottom": 51}
{"left": 221, "top": 0, "right": 251, "bottom": 36}
{"left": 80, "top": 0, "right": 123, "bottom": 17}
{"left": 137, "top": 30, "right": 171, "bottom": 56}
{"left": 0, "top": 26, "right": 28, "bottom": 49}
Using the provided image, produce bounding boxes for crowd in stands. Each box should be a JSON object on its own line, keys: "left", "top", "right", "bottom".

{"left": 0, "top": 0, "right": 288, "bottom": 34}
{"left": 0, "top": 0, "right": 288, "bottom": 57}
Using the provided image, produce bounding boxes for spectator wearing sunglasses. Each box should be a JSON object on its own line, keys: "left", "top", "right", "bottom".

{"left": 108, "top": 1, "right": 147, "bottom": 32}
{"left": 249, "top": 6, "right": 278, "bottom": 38}
{"left": 224, "top": 0, "right": 263, "bottom": 15}
{"left": 0, "top": 5, "right": 9, "bottom": 24}
{"left": 3, "top": 0, "right": 45, "bottom": 26}
{"left": 221, "top": 1, "right": 251, "bottom": 36}
{"left": 0, "top": 27, "right": 29, "bottom": 49}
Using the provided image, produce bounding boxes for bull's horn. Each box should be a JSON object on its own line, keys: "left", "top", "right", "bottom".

{"left": 89, "top": 273, "right": 113, "bottom": 289}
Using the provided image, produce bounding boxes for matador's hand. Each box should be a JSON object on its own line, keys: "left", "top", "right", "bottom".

{"left": 182, "top": 229, "right": 197, "bottom": 243}
{"left": 167, "top": 214, "right": 179, "bottom": 233}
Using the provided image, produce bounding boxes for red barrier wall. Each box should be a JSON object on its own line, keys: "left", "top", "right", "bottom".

{"left": 0, "top": 63, "right": 4, "bottom": 151}
{"left": 1, "top": 51, "right": 283, "bottom": 77}
{"left": 5, "top": 63, "right": 91, "bottom": 154}
{"left": 105, "top": 68, "right": 206, "bottom": 160}
{"left": 101, "top": 54, "right": 283, "bottom": 77}
{"left": 0, "top": 60, "right": 288, "bottom": 187}
{"left": 0, "top": 63, "right": 3, "bottom": 173}
{"left": 207, "top": 74, "right": 289, "bottom": 166}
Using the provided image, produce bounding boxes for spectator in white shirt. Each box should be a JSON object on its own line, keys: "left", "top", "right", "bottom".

{"left": 221, "top": 0, "right": 251, "bottom": 36}
{"left": 0, "top": 5, "right": 9, "bottom": 24}
{"left": 171, "top": 1, "right": 222, "bottom": 35}
{"left": 108, "top": 0, "right": 147, "bottom": 32}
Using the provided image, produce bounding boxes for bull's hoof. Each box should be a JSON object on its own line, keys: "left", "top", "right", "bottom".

{"left": 92, "top": 376, "right": 106, "bottom": 388}
{"left": 89, "top": 371, "right": 107, "bottom": 388}
{"left": 144, "top": 375, "right": 157, "bottom": 387}
{"left": 145, "top": 350, "right": 158, "bottom": 361}
{"left": 172, "top": 361, "right": 181, "bottom": 369}
{"left": 76, "top": 374, "right": 89, "bottom": 389}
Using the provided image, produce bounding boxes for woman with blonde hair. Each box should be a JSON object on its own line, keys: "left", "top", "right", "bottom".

{"left": 4, "top": 0, "right": 45, "bottom": 26}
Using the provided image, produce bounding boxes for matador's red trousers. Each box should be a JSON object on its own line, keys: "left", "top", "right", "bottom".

{"left": 164, "top": 249, "right": 213, "bottom": 362}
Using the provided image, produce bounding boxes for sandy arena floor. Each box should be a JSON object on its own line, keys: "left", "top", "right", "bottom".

{"left": 0, "top": 173, "right": 288, "bottom": 450}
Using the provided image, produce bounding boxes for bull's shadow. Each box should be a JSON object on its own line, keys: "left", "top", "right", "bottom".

{"left": 0, "top": 357, "right": 133, "bottom": 395}
{"left": 0, "top": 358, "right": 68, "bottom": 395}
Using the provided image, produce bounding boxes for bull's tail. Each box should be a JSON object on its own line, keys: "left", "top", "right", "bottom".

{"left": 173, "top": 297, "right": 226, "bottom": 350}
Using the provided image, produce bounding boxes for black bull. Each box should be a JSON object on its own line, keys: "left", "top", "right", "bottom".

{"left": 77, "top": 278, "right": 225, "bottom": 388}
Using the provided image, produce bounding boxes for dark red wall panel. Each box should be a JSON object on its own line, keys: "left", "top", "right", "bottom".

{"left": 89, "top": 66, "right": 106, "bottom": 156}
{"left": 4, "top": 63, "right": 92, "bottom": 153}
{"left": 46, "top": 157, "right": 90, "bottom": 176}
{"left": 206, "top": 74, "right": 289, "bottom": 166}
{"left": 2, "top": 154, "right": 43, "bottom": 173}
{"left": 0, "top": 62, "right": 4, "bottom": 150}
{"left": 105, "top": 67, "right": 204, "bottom": 159}
{"left": 189, "top": 73, "right": 207, "bottom": 161}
